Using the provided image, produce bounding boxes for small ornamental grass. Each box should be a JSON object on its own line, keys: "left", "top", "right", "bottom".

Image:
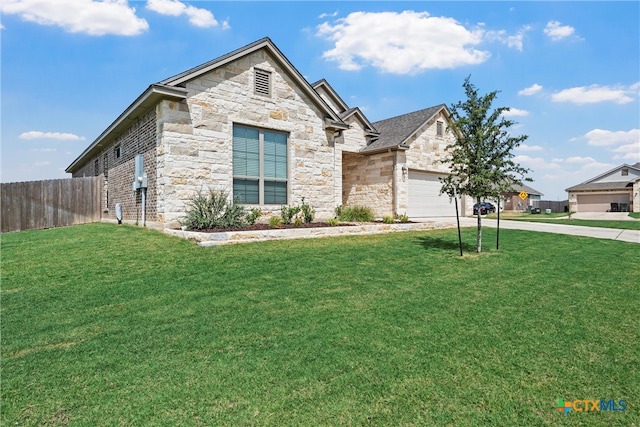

{"left": 336, "top": 205, "right": 375, "bottom": 222}
{"left": 180, "top": 189, "right": 247, "bottom": 230}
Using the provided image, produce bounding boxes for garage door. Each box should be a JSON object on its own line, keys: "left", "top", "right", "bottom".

{"left": 408, "top": 171, "right": 455, "bottom": 217}
{"left": 577, "top": 193, "right": 631, "bottom": 212}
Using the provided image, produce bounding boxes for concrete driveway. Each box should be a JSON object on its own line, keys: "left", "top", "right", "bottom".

{"left": 419, "top": 215, "right": 640, "bottom": 244}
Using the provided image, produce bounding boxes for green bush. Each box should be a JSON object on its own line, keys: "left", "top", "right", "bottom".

{"left": 246, "top": 208, "right": 262, "bottom": 225}
{"left": 280, "top": 205, "right": 301, "bottom": 224}
{"left": 281, "top": 197, "right": 315, "bottom": 224}
{"left": 382, "top": 216, "right": 395, "bottom": 224}
{"left": 396, "top": 213, "right": 410, "bottom": 223}
{"left": 299, "top": 197, "right": 315, "bottom": 223}
{"left": 336, "top": 205, "right": 374, "bottom": 222}
{"left": 180, "top": 189, "right": 247, "bottom": 230}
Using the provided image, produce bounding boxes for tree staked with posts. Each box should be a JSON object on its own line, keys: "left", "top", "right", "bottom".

{"left": 440, "top": 76, "right": 531, "bottom": 253}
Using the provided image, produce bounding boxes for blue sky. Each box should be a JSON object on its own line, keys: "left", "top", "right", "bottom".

{"left": 1, "top": 1, "right": 638, "bottom": 200}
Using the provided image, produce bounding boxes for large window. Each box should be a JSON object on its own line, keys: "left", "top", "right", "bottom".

{"left": 233, "top": 125, "right": 288, "bottom": 204}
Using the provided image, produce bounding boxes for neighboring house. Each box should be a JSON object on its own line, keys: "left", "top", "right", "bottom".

{"left": 566, "top": 163, "right": 640, "bottom": 213}
{"left": 66, "top": 37, "right": 465, "bottom": 228}
{"left": 502, "top": 183, "right": 544, "bottom": 211}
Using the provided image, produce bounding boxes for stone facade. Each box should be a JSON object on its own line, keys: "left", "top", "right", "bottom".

{"left": 67, "top": 39, "right": 462, "bottom": 227}
{"left": 156, "top": 50, "right": 338, "bottom": 227}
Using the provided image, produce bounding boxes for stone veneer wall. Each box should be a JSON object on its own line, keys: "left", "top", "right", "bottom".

{"left": 72, "top": 110, "right": 158, "bottom": 222}
{"left": 156, "top": 50, "right": 337, "bottom": 227}
{"left": 342, "top": 151, "right": 395, "bottom": 218}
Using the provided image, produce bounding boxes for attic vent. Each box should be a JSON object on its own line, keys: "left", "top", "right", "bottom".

{"left": 254, "top": 69, "right": 271, "bottom": 97}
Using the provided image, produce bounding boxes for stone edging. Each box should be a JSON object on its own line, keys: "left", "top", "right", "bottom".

{"left": 164, "top": 220, "right": 456, "bottom": 246}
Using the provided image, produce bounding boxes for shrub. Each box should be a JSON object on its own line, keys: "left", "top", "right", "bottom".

{"left": 382, "top": 216, "right": 395, "bottom": 224}
{"left": 269, "top": 216, "right": 282, "bottom": 228}
{"left": 281, "top": 197, "right": 315, "bottom": 224}
{"left": 300, "top": 197, "right": 315, "bottom": 223}
{"left": 337, "top": 205, "right": 374, "bottom": 222}
{"left": 396, "top": 213, "right": 410, "bottom": 223}
{"left": 180, "top": 189, "right": 247, "bottom": 230}
{"left": 246, "top": 208, "right": 262, "bottom": 225}
{"left": 280, "top": 205, "right": 301, "bottom": 224}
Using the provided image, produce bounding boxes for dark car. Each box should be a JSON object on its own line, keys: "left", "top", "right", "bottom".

{"left": 473, "top": 202, "right": 497, "bottom": 215}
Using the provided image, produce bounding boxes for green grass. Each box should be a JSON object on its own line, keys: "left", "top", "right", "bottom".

{"left": 486, "top": 212, "right": 640, "bottom": 230}
{"left": 2, "top": 223, "right": 638, "bottom": 426}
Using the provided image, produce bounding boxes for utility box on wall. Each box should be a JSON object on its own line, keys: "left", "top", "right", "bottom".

{"left": 133, "top": 154, "right": 147, "bottom": 190}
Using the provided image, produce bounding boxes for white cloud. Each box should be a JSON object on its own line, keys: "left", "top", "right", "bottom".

{"left": 146, "top": 0, "right": 219, "bottom": 28}
{"left": 502, "top": 108, "right": 529, "bottom": 117}
{"left": 519, "top": 83, "right": 542, "bottom": 96}
{"left": 551, "top": 83, "right": 639, "bottom": 104}
{"left": 0, "top": 0, "right": 149, "bottom": 36}
{"left": 544, "top": 20, "right": 575, "bottom": 41}
{"left": 316, "top": 10, "right": 490, "bottom": 74}
{"left": 516, "top": 144, "right": 544, "bottom": 152}
{"left": 583, "top": 128, "right": 640, "bottom": 147}
{"left": 318, "top": 11, "right": 338, "bottom": 19}
{"left": 612, "top": 143, "right": 640, "bottom": 162}
{"left": 20, "top": 131, "right": 86, "bottom": 141}
{"left": 484, "top": 25, "right": 531, "bottom": 51}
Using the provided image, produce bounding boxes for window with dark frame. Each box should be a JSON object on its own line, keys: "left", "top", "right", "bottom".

{"left": 233, "top": 124, "right": 287, "bottom": 205}
{"left": 622, "top": 168, "right": 629, "bottom": 176}
{"left": 436, "top": 121, "right": 444, "bottom": 137}
{"left": 254, "top": 69, "right": 271, "bottom": 97}
{"left": 94, "top": 159, "right": 100, "bottom": 176}
{"left": 114, "top": 145, "right": 121, "bottom": 159}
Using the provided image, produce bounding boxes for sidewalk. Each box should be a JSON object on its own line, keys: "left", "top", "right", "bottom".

{"left": 420, "top": 216, "right": 640, "bottom": 244}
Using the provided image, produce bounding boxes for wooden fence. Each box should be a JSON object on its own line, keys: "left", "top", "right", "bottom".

{"left": 535, "top": 200, "right": 569, "bottom": 213}
{"left": 1, "top": 177, "right": 102, "bottom": 233}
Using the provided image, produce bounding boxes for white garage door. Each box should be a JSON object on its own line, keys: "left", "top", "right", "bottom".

{"left": 408, "top": 171, "right": 455, "bottom": 217}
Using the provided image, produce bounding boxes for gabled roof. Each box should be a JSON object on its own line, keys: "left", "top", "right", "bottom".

{"left": 311, "top": 79, "right": 349, "bottom": 114}
{"left": 361, "top": 104, "right": 449, "bottom": 154}
{"left": 67, "top": 37, "right": 347, "bottom": 173}
{"left": 565, "top": 162, "right": 640, "bottom": 191}
{"left": 340, "top": 107, "right": 379, "bottom": 136}
{"left": 508, "top": 183, "right": 544, "bottom": 196}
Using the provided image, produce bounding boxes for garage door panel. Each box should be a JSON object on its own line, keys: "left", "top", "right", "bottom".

{"left": 577, "top": 194, "right": 631, "bottom": 212}
{"left": 408, "top": 171, "right": 455, "bottom": 217}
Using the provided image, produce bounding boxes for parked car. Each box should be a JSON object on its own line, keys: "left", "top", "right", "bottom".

{"left": 473, "top": 202, "right": 497, "bottom": 215}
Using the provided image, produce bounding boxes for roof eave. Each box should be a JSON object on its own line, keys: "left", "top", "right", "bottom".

{"left": 66, "top": 84, "right": 188, "bottom": 173}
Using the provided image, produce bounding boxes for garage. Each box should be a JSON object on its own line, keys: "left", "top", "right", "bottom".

{"left": 576, "top": 193, "right": 631, "bottom": 212}
{"left": 408, "top": 171, "right": 456, "bottom": 217}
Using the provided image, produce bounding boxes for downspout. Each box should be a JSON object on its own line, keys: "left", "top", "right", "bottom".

{"left": 391, "top": 148, "right": 397, "bottom": 216}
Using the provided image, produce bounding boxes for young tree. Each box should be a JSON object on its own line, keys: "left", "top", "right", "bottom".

{"left": 441, "top": 76, "right": 530, "bottom": 253}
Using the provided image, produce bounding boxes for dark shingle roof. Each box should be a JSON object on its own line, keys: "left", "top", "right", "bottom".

{"left": 508, "top": 183, "right": 544, "bottom": 196}
{"left": 565, "top": 181, "right": 634, "bottom": 192}
{"left": 362, "top": 104, "right": 446, "bottom": 153}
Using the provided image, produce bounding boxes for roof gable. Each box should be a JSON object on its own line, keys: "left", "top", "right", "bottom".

{"left": 159, "top": 37, "right": 343, "bottom": 125}
{"left": 362, "top": 104, "right": 449, "bottom": 153}
{"left": 311, "top": 79, "right": 349, "bottom": 114}
{"left": 565, "top": 163, "right": 640, "bottom": 191}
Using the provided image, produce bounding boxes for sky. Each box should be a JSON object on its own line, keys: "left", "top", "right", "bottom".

{"left": 1, "top": 1, "right": 639, "bottom": 201}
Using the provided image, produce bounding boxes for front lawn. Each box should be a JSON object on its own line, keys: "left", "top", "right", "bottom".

{"left": 2, "top": 224, "right": 638, "bottom": 426}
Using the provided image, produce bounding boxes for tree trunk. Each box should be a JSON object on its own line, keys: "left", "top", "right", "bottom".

{"left": 476, "top": 196, "right": 482, "bottom": 253}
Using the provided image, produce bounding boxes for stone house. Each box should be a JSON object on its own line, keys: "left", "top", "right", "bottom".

{"left": 66, "top": 37, "right": 465, "bottom": 228}
{"left": 566, "top": 162, "right": 640, "bottom": 212}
